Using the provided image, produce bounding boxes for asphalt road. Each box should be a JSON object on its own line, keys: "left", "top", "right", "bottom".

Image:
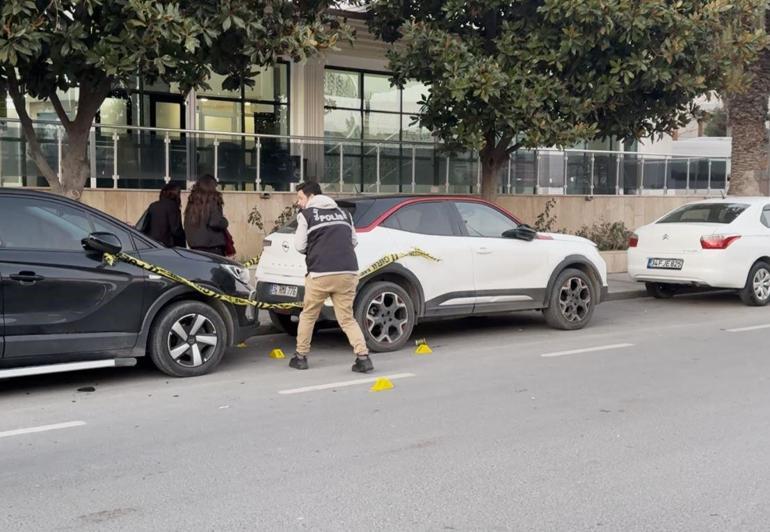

{"left": 3, "top": 293, "right": 770, "bottom": 531}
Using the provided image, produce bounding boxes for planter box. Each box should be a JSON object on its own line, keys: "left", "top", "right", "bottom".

{"left": 599, "top": 250, "right": 628, "bottom": 274}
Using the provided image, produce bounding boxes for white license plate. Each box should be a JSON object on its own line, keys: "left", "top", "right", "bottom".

{"left": 270, "top": 284, "right": 299, "bottom": 298}
{"left": 647, "top": 258, "right": 684, "bottom": 270}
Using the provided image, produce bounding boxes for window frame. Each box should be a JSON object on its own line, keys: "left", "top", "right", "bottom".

{"left": 381, "top": 200, "right": 463, "bottom": 237}
{"left": 761, "top": 205, "right": 770, "bottom": 229}
{"left": 451, "top": 200, "right": 520, "bottom": 238}
{"left": 0, "top": 195, "right": 139, "bottom": 253}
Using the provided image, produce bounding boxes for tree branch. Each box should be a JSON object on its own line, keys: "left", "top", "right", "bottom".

{"left": 5, "top": 69, "right": 62, "bottom": 192}
{"left": 504, "top": 142, "right": 522, "bottom": 156}
{"left": 49, "top": 91, "right": 73, "bottom": 130}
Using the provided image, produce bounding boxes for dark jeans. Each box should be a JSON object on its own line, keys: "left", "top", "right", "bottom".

{"left": 191, "top": 246, "right": 225, "bottom": 257}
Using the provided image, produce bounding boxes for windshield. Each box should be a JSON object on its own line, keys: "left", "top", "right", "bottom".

{"left": 657, "top": 203, "right": 749, "bottom": 224}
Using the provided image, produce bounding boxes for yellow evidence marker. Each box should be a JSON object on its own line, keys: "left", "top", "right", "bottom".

{"left": 370, "top": 377, "right": 394, "bottom": 392}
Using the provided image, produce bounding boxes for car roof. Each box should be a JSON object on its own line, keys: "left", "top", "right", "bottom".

{"left": 688, "top": 197, "right": 770, "bottom": 206}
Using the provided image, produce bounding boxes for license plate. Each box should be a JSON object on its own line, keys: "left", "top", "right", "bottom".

{"left": 647, "top": 258, "right": 684, "bottom": 270}
{"left": 270, "top": 284, "right": 299, "bottom": 298}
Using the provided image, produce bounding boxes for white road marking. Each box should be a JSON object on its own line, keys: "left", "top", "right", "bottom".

{"left": 0, "top": 421, "right": 86, "bottom": 440}
{"left": 725, "top": 324, "right": 770, "bottom": 333}
{"left": 540, "top": 343, "right": 634, "bottom": 358}
{"left": 278, "top": 373, "right": 416, "bottom": 395}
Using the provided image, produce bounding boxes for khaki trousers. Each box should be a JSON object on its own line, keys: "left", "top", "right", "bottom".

{"left": 296, "top": 274, "right": 368, "bottom": 356}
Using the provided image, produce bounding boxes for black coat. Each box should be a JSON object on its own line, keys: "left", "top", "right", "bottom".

{"left": 185, "top": 203, "right": 229, "bottom": 249}
{"left": 144, "top": 198, "right": 186, "bottom": 248}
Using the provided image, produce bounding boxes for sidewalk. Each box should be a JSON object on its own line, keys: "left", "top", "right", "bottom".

{"left": 606, "top": 273, "right": 647, "bottom": 301}
{"left": 251, "top": 274, "right": 646, "bottom": 337}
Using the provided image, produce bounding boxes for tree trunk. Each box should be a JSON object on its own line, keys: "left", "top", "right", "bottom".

{"left": 60, "top": 126, "right": 92, "bottom": 200}
{"left": 726, "top": 10, "right": 770, "bottom": 196}
{"left": 479, "top": 145, "right": 507, "bottom": 202}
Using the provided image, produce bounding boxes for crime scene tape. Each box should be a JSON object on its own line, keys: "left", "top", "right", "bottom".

{"left": 102, "top": 248, "right": 439, "bottom": 310}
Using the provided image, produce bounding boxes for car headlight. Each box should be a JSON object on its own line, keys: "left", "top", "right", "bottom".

{"left": 222, "top": 264, "right": 251, "bottom": 285}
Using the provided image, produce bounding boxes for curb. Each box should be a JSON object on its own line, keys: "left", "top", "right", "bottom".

{"left": 605, "top": 290, "right": 648, "bottom": 302}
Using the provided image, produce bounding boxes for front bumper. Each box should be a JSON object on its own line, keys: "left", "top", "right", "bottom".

{"left": 232, "top": 289, "right": 261, "bottom": 343}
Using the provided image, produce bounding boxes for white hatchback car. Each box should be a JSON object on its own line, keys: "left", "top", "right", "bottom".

{"left": 629, "top": 198, "right": 770, "bottom": 305}
{"left": 256, "top": 195, "right": 608, "bottom": 352}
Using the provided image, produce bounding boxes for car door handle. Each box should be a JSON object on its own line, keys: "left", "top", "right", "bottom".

{"left": 476, "top": 247, "right": 493, "bottom": 255}
{"left": 10, "top": 271, "right": 44, "bottom": 284}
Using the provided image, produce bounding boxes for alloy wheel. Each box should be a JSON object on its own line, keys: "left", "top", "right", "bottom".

{"left": 167, "top": 313, "right": 219, "bottom": 367}
{"left": 366, "top": 292, "right": 409, "bottom": 344}
{"left": 753, "top": 268, "right": 770, "bottom": 301}
{"left": 558, "top": 277, "right": 592, "bottom": 323}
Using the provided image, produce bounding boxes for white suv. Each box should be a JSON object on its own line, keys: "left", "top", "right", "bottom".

{"left": 256, "top": 196, "right": 608, "bottom": 352}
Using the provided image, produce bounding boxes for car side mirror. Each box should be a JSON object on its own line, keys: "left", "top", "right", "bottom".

{"left": 82, "top": 232, "right": 122, "bottom": 255}
{"left": 502, "top": 225, "right": 537, "bottom": 242}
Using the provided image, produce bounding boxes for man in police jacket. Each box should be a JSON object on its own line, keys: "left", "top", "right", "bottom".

{"left": 289, "top": 181, "right": 373, "bottom": 373}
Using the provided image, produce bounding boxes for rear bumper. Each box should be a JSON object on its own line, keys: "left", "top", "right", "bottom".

{"left": 256, "top": 281, "right": 335, "bottom": 320}
{"left": 627, "top": 249, "right": 744, "bottom": 289}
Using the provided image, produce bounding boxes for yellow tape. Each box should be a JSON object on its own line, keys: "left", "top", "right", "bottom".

{"left": 103, "top": 247, "right": 439, "bottom": 310}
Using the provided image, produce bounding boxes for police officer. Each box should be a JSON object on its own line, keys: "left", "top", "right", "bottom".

{"left": 289, "top": 181, "right": 373, "bottom": 373}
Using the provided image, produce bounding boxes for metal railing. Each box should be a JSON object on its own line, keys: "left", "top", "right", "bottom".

{"left": 0, "top": 118, "right": 729, "bottom": 195}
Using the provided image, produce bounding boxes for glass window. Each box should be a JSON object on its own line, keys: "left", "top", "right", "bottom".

{"left": 99, "top": 97, "right": 129, "bottom": 130}
{"left": 0, "top": 198, "right": 91, "bottom": 251}
{"left": 245, "top": 103, "right": 288, "bottom": 136}
{"left": 245, "top": 64, "right": 288, "bottom": 102}
{"left": 402, "top": 80, "right": 428, "bottom": 114}
{"left": 455, "top": 202, "right": 517, "bottom": 238}
{"left": 197, "top": 99, "right": 242, "bottom": 133}
{"left": 364, "top": 73, "right": 399, "bottom": 112}
{"left": 402, "top": 115, "right": 432, "bottom": 142}
{"left": 198, "top": 72, "right": 242, "bottom": 99}
{"left": 761, "top": 206, "right": 770, "bottom": 228}
{"left": 658, "top": 203, "right": 748, "bottom": 224}
{"left": 90, "top": 214, "right": 135, "bottom": 251}
{"left": 324, "top": 70, "right": 361, "bottom": 109}
{"left": 382, "top": 202, "right": 456, "bottom": 236}
{"left": 325, "top": 109, "right": 361, "bottom": 138}
{"left": 0, "top": 198, "right": 136, "bottom": 251}
{"left": 364, "top": 112, "right": 400, "bottom": 141}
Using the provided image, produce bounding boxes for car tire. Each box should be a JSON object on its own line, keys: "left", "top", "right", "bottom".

{"left": 543, "top": 268, "right": 596, "bottom": 330}
{"left": 645, "top": 282, "right": 680, "bottom": 299}
{"left": 355, "top": 281, "right": 416, "bottom": 353}
{"left": 739, "top": 261, "right": 770, "bottom": 306}
{"left": 149, "top": 301, "right": 227, "bottom": 377}
{"left": 269, "top": 311, "right": 299, "bottom": 337}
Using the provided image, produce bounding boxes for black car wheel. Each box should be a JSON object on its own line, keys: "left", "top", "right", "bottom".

{"left": 149, "top": 301, "right": 227, "bottom": 377}
{"left": 269, "top": 311, "right": 299, "bottom": 336}
{"left": 355, "top": 281, "right": 415, "bottom": 352}
{"left": 543, "top": 269, "right": 596, "bottom": 330}
{"left": 740, "top": 261, "right": 770, "bottom": 306}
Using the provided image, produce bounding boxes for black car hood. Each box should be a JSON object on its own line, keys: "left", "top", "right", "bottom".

{"left": 172, "top": 248, "right": 242, "bottom": 266}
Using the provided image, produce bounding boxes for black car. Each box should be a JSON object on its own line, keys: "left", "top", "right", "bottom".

{"left": 0, "top": 189, "right": 259, "bottom": 378}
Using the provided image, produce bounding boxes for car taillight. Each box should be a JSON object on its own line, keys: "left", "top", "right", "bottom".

{"left": 700, "top": 234, "right": 741, "bottom": 250}
{"left": 628, "top": 233, "right": 639, "bottom": 248}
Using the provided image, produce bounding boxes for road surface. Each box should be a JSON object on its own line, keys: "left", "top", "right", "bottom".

{"left": 2, "top": 293, "right": 770, "bottom": 531}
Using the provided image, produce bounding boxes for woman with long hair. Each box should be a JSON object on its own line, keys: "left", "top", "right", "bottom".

{"left": 141, "top": 182, "right": 186, "bottom": 247}
{"left": 184, "top": 174, "right": 230, "bottom": 256}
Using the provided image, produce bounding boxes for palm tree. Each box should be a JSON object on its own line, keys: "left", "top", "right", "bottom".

{"left": 726, "top": 8, "right": 770, "bottom": 196}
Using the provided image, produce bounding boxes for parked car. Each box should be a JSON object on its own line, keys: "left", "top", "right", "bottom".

{"left": 0, "top": 189, "right": 258, "bottom": 378}
{"left": 628, "top": 198, "right": 770, "bottom": 305}
{"left": 256, "top": 195, "right": 609, "bottom": 352}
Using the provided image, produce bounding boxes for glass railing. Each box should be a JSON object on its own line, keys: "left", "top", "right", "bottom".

{"left": 0, "top": 118, "right": 730, "bottom": 195}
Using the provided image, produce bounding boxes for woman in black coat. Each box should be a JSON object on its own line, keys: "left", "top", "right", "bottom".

{"left": 183, "top": 174, "right": 229, "bottom": 256}
{"left": 142, "top": 182, "right": 186, "bottom": 247}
